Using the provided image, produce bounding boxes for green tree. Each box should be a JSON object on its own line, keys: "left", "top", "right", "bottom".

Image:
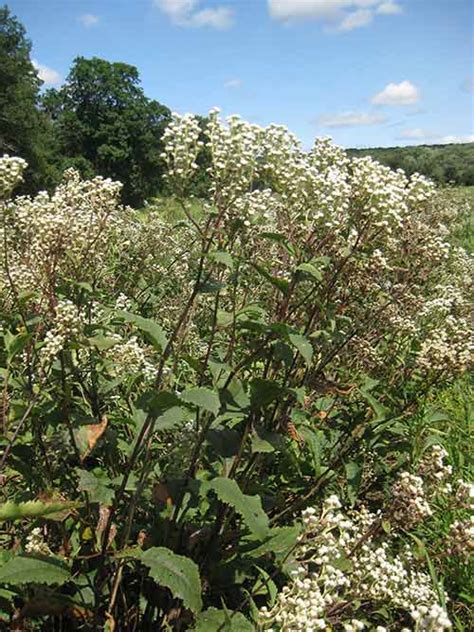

{"left": 43, "top": 57, "right": 171, "bottom": 206}
{"left": 0, "top": 5, "right": 55, "bottom": 192}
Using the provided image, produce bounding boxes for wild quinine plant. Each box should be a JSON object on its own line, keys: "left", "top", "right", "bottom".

{"left": 0, "top": 108, "right": 472, "bottom": 630}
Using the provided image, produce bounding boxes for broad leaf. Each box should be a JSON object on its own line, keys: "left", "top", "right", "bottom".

{"left": 194, "top": 607, "right": 254, "bottom": 631}
{"left": 288, "top": 333, "right": 313, "bottom": 366}
{"left": 181, "top": 387, "right": 220, "bottom": 417}
{"left": 205, "top": 478, "right": 269, "bottom": 540}
{"left": 0, "top": 555, "right": 70, "bottom": 586}
{"left": 135, "top": 547, "right": 202, "bottom": 614}
{"left": 116, "top": 310, "right": 168, "bottom": 352}
{"left": 296, "top": 262, "right": 323, "bottom": 281}
{"left": 76, "top": 469, "right": 114, "bottom": 505}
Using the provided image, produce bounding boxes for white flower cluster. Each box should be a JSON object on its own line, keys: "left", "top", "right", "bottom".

{"left": 106, "top": 334, "right": 156, "bottom": 382}
{"left": 390, "top": 472, "right": 432, "bottom": 528}
{"left": 259, "top": 497, "right": 449, "bottom": 631}
{"left": 418, "top": 445, "right": 453, "bottom": 490}
{"left": 40, "top": 299, "right": 82, "bottom": 366}
{"left": 1, "top": 160, "right": 122, "bottom": 303}
{"left": 162, "top": 112, "right": 201, "bottom": 190}
{"left": 25, "top": 527, "right": 51, "bottom": 555}
{"left": 446, "top": 517, "right": 474, "bottom": 560}
{"left": 0, "top": 155, "right": 27, "bottom": 198}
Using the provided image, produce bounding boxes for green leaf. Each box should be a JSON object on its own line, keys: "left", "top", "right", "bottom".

{"left": 208, "top": 251, "right": 234, "bottom": 269}
{"left": 87, "top": 336, "right": 119, "bottom": 350}
{"left": 136, "top": 547, "right": 202, "bottom": 614}
{"left": 296, "top": 262, "right": 323, "bottom": 281}
{"left": 288, "top": 333, "right": 313, "bottom": 366}
{"left": 205, "top": 478, "right": 269, "bottom": 540}
{"left": 252, "top": 264, "right": 289, "bottom": 295}
{"left": 76, "top": 469, "right": 114, "bottom": 505}
{"left": 248, "top": 525, "right": 301, "bottom": 559}
{"left": 116, "top": 310, "right": 168, "bottom": 352}
{"left": 0, "top": 555, "right": 70, "bottom": 586}
{"left": 155, "top": 406, "right": 187, "bottom": 431}
{"left": 181, "top": 387, "right": 220, "bottom": 417}
{"left": 194, "top": 608, "right": 254, "bottom": 631}
{"left": 250, "top": 379, "right": 283, "bottom": 409}
{"left": 4, "top": 331, "right": 31, "bottom": 362}
{"left": 0, "top": 500, "right": 78, "bottom": 522}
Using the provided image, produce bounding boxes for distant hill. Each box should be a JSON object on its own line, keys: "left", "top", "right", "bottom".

{"left": 347, "top": 142, "right": 474, "bottom": 186}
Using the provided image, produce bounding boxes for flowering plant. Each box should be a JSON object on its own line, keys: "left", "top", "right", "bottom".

{"left": 0, "top": 111, "right": 472, "bottom": 630}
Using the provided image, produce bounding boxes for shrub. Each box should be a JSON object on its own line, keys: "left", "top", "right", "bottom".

{"left": 0, "top": 110, "right": 472, "bottom": 630}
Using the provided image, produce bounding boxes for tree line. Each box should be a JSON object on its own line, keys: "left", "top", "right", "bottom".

{"left": 348, "top": 143, "right": 474, "bottom": 187}
{"left": 1, "top": 5, "right": 473, "bottom": 207}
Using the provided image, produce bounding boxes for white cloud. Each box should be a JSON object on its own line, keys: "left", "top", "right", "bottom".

{"left": 267, "top": 0, "right": 402, "bottom": 32}
{"left": 438, "top": 134, "right": 474, "bottom": 144}
{"left": 337, "top": 9, "right": 373, "bottom": 31}
{"left": 78, "top": 14, "right": 100, "bottom": 27}
{"left": 372, "top": 80, "right": 420, "bottom": 105}
{"left": 397, "top": 128, "right": 430, "bottom": 139}
{"left": 376, "top": 1, "right": 403, "bottom": 15}
{"left": 224, "top": 78, "right": 242, "bottom": 89}
{"left": 153, "top": 0, "right": 234, "bottom": 29}
{"left": 318, "top": 111, "right": 387, "bottom": 127}
{"left": 32, "top": 60, "right": 61, "bottom": 86}
{"left": 395, "top": 129, "right": 474, "bottom": 144}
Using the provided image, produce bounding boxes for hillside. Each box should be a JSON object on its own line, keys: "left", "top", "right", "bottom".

{"left": 348, "top": 142, "right": 474, "bottom": 186}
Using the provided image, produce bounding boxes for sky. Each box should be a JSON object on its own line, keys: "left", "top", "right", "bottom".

{"left": 8, "top": 0, "right": 474, "bottom": 149}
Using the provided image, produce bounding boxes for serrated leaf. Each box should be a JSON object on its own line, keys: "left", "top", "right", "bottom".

{"left": 136, "top": 547, "right": 202, "bottom": 614}
{"left": 0, "top": 500, "right": 78, "bottom": 522}
{"left": 0, "top": 555, "right": 70, "bottom": 586}
{"left": 288, "top": 333, "right": 313, "bottom": 366}
{"left": 248, "top": 525, "right": 301, "bottom": 559}
{"left": 205, "top": 478, "right": 269, "bottom": 540}
{"left": 209, "top": 251, "right": 234, "bottom": 269}
{"left": 155, "top": 406, "right": 187, "bottom": 431}
{"left": 194, "top": 607, "right": 254, "bottom": 631}
{"left": 116, "top": 310, "right": 168, "bottom": 352}
{"left": 250, "top": 379, "right": 283, "bottom": 409}
{"left": 76, "top": 469, "right": 114, "bottom": 505}
{"left": 181, "top": 387, "right": 220, "bottom": 417}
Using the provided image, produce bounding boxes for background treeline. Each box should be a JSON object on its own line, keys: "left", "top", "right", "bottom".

{"left": 1, "top": 5, "right": 473, "bottom": 207}
{"left": 348, "top": 143, "right": 474, "bottom": 187}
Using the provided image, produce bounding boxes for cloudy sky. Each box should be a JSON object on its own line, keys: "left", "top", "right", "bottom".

{"left": 9, "top": 0, "right": 474, "bottom": 148}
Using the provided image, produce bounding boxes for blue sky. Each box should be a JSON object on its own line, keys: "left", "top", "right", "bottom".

{"left": 8, "top": 0, "right": 474, "bottom": 148}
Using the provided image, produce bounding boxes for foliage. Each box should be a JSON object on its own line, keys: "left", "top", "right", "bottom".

{"left": 0, "top": 5, "right": 56, "bottom": 192}
{"left": 0, "top": 108, "right": 472, "bottom": 631}
{"left": 42, "top": 56, "right": 171, "bottom": 206}
{"left": 348, "top": 143, "right": 474, "bottom": 187}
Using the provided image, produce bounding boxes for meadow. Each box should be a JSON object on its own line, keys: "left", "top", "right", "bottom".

{"left": 0, "top": 111, "right": 472, "bottom": 632}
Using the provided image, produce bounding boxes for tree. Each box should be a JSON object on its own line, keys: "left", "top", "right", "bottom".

{"left": 43, "top": 57, "right": 171, "bottom": 206}
{"left": 0, "top": 5, "right": 55, "bottom": 192}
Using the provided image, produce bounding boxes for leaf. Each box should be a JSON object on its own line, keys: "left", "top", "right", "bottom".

{"left": 194, "top": 608, "right": 254, "bottom": 631}
{"left": 116, "top": 310, "right": 168, "bottom": 352}
{"left": 295, "top": 262, "right": 323, "bottom": 281}
{"left": 87, "top": 336, "right": 119, "bottom": 350}
{"left": 208, "top": 251, "right": 234, "bottom": 269}
{"left": 74, "top": 415, "right": 108, "bottom": 461}
{"left": 0, "top": 500, "right": 78, "bottom": 522}
{"left": 205, "top": 478, "right": 269, "bottom": 540}
{"left": 250, "top": 379, "right": 283, "bottom": 409}
{"left": 155, "top": 406, "right": 187, "bottom": 431}
{"left": 76, "top": 469, "right": 114, "bottom": 505}
{"left": 288, "top": 333, "right": 313, "bottom": 366}
{"left": 4, "top": 330, "right": 31, "bottom": 362}
{"left": 135, "top": 547, "right": 202, "bottom": 614}
{"left": 0, "top": 555, "right": 70, "bottom": 586}
{"left": 248, "top": 525, "right": 301, "bottom": 559}
{"left": 252, "top": 264, "right": 289, "bottom": 295}
{"left": 181, "top": 387, "right": 220, "bottom": 417}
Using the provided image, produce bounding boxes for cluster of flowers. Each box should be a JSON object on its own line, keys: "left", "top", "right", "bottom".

{"left": 1, "top": 159, "right": 123, "bottom": 303}
{"left": 259, "top": 496, "right": 451, "bottom": 631}
{"left": 40, "top": 299, "right": 82, "bottom": 367}
{"left": 0, "top": 155, "right": 27, "bottom": 198}
{"left": 105, "top": 334, "right": 156, "bottom": 382}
